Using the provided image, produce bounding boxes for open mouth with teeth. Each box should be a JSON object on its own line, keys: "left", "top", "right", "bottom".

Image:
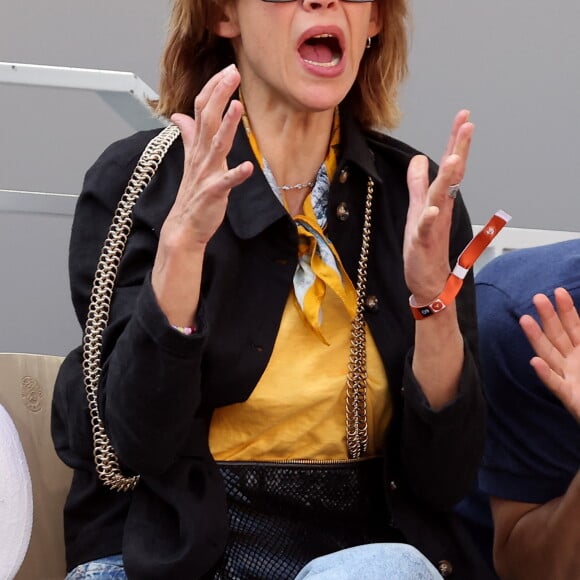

{"left": 298, "top": 34, "right": 343, "bottom": 67}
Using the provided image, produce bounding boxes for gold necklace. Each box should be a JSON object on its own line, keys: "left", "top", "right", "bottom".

{"left": 279, "top": 180, "right": 315, "bottom": 191}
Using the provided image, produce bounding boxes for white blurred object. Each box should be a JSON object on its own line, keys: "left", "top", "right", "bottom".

{"left": 0, "top": 354, "right": 71, "bottom": 579}
{"left": 472, "top": 224, "right": 580, "bottom": 274}
{"left": 0, "top": 404, "right": 33, "bottom": 580}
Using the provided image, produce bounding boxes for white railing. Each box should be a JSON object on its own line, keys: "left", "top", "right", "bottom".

{"left": 0, "top": 61, "right": 165, "bottom": 131}
{"left": 0, "top": 190, "right": 77, "bottom": 215}
{"left": 0, "top": 62, "right": 165, "bottom": 212}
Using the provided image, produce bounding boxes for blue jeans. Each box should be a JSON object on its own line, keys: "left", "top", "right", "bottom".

{"left": 295, "top": 544, "right": 443, "bottom": 579}
{"left": 66, "top": 555, "right": 127, "bottom": 579}
{"left": 66, "top": 544, "right": 441, "bottom": 579}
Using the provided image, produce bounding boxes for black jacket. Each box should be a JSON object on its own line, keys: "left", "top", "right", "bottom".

{"left": 52, "top": 110, "right": 491, "bottom": 579}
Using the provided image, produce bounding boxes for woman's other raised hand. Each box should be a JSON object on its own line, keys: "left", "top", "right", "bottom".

{"left": 403, "top": 110, "right": 474, "bottom": 306}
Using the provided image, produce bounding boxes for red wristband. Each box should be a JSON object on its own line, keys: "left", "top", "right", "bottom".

{"left": 409, "top": 210, "right": 511, "bottom": 320}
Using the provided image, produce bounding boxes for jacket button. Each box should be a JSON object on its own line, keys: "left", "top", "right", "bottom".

{"left": 389, "top": 480, "right": 397, "bottom": 492}
{"left": 339, "top": 168, "right": 349, "bottom": 183}
{"left": 437, "top": 560, "right": 453, "bottom": 577}
{"left": 336, "top": 202, "right": 350, "bottom": 221}
{"left": 365, "top": 295, "right": 379, "bottom": 311}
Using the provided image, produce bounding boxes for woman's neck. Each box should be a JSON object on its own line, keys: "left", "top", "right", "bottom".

{"left": 242, "top": 94, "right": 335, "bottom": 196}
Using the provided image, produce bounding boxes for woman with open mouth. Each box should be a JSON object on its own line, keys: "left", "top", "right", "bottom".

{"left": 53, "top": 0, "right": 493, "bottom": 578}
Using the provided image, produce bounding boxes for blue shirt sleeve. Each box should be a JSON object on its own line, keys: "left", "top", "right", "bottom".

{"left": 476, "top": 262, "right": 580, "bottom": 505}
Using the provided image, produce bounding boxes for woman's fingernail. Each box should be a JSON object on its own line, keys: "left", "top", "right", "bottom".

{"left": 222, "top": 64, "right": 238, "bottom": 85}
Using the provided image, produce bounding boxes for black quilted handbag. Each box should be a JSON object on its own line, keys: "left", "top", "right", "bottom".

{"left": 209, "top": 458, "right": 404, "bottom": 579}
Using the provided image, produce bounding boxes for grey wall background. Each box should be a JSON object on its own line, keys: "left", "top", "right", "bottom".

{"left": 1, "top": 0, "right": 579, "bottom": 355}
{"left": 397, "top": 0, "right": 580, "bottom": 233}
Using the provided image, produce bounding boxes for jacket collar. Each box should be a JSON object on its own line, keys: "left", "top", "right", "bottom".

{"left": 225, "top": 106, "right": 381, "bottom": 240}
{"left": 226, "top": 129, "right": 288, "bottom": 240}
{"left": 338, "top": 105, "right": 382, "bottom": 186}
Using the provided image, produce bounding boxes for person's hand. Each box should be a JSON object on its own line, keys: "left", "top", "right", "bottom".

{"left": 151, "top": 64, "right": 254, "bottom": 326}
{"left": 520, "top": 288, "right": 580, "bottom": 422}
{"left": 403, "top": 110, "right": 474, "bottom": 305}
{"left": 161, "top": 64, "right": 254, "bottom": 249}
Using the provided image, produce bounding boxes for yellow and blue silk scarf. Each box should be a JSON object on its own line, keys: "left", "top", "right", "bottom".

{"left": 242, "top": 111, "right": 357, "bottom": 342}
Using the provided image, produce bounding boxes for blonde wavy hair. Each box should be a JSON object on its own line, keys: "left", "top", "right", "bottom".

{"left": 153, "top": 0, "right": 409, "bottom": 130}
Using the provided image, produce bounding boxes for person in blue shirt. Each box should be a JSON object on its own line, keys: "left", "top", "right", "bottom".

{"left": 457, "top": 239, "right": 580, "bottom": 579}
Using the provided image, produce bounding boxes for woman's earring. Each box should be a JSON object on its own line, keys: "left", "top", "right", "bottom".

{"left": 366, "top": 37, "right": 372, "bottom": 49}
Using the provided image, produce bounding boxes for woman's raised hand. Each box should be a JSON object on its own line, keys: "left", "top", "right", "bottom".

{"left": 162, "top": 64, "right": 254, "bottom": 249}
{"left": 403, "top": 110, "right": 474, "bottom": 306}
{"left": 520, "top": 288, "right": 580, "bottom": 422}
{"left": 151, "top": 65, "right": 253, "bottom": 327}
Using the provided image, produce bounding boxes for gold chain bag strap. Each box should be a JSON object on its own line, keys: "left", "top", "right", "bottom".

{"left": 345, "top": 177, "right": 374, "bottom": 459}
{"left": 82, "top": 124, "right": 181, "bottom": 492}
